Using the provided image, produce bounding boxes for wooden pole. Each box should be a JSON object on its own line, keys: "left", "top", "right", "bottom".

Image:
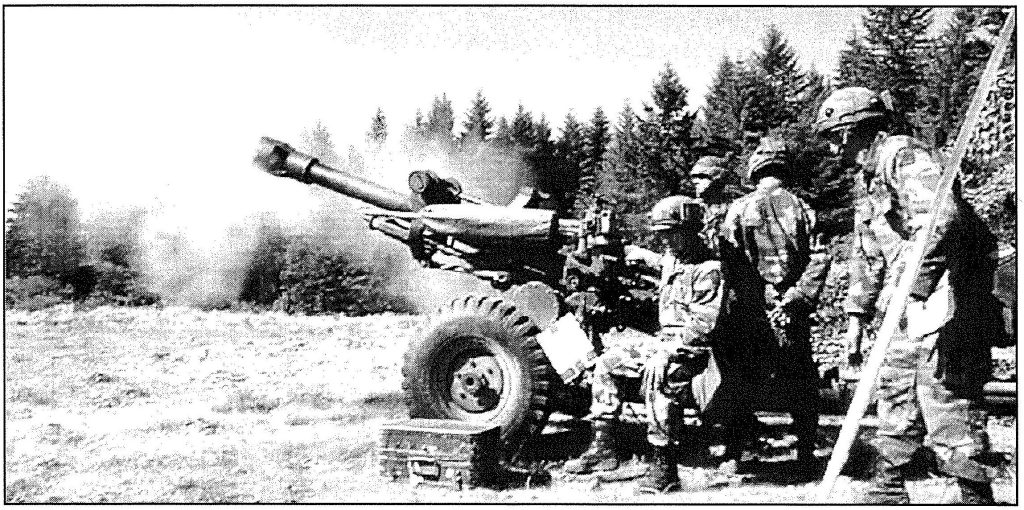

{"left": 814, "top": 11, "right": 1016, "bottom": 503}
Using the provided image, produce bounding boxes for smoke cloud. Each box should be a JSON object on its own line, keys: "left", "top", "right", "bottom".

{"left": 67, "top": 130, "right": 534, "bottom": 312}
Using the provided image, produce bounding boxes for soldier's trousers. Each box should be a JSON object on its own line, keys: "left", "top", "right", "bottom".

{"left": 589, "top": 342, "right": 716, "bottom": 447}
{"left": 875, "top": 332, "right": 992, "bottom": 482}
{"left": 772, "top": 316, "right": 820, "bottom": 452}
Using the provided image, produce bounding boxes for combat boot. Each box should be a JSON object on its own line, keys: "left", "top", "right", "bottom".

{"left": 563, "top": 420, "right": 619, "bottom": 474}
{"left": 864, "top": 459, "right": 910, "bottom": 504}
{"left": 956, "top": 478, "right": 995, "bottom": 505}
{"left": 636, "top": 446, "right": 680, "bottom": 494}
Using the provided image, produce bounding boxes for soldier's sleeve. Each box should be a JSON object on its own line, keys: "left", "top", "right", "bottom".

{"left": 718, "top": 200, "right": 745, "bottom": 267}
{"left": 784, "top": 202, "right": 831, "bottom": 307}
{"left": 673, "top": 262, "right": 726, "bottom": 345}
{"left": 844, "top": 195, "right": 885, "bottom": 318}
{"left": 910, "top": 196, "right": 963, "bottom": 300}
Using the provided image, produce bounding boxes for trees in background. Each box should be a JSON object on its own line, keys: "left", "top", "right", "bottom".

{"left": 575, "top": 107, "right": 611, "bottom": 215}
{"left": 4, "top": 176, "right": 88, "bottom": 307}
{"left": 461, "top": 90, "right": 494, "bottom": 144}
{"left": 740, "top": 25, "right": 809, "bottom": 137}
{"left": 366, "top": 108, "right": 388, "bottom": 147}
{"left": 5, "top": 176, "right": 85, "bottom": 284}
{"left": 860, "top": 7, "right": 933, "bottom": 114}
{"left": 703, "top": 55, "right": 745, "bottom": 147}
{"left": 554, "top": 113, "right": 587, "bottom": 218}
{"left": 7, "top": 8, "right": 1015, "bottom": 316}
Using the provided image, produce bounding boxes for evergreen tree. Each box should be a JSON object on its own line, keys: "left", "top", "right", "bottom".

{"left": 510, "top": 104, "right": 536, "bottom": 148}
{"left": 555, "top": 113, "right": 587, "bottom": 217}
{"left": 578, "top": 106, "right": 611, "bottom": 213}
{"left": 703, "top": 54, "right": 745, "bottom": 144}
{"left": 835, "top": 31, "right": 873, "bottom": 89}
{"left": 461, "top": 89, "right": 494, "bottom": 143}
{"left": 799, "top": 66, "right": 831, "bottom": 128}
{"left": 861, "top": 7, "right": 933, "bottom": 113}
{"left": 4, "top": 176, "right": 87, "bottom": 290}
{"left": 606, "top": 102, "right": 653, "bottom": 244}
{"left": 414, "top": 108, "right": 425, "bottom": 131}
{"left": 491, "top": 116, "right": 513, "bottom": 147}
{"left": 299, "top": 121, "right": 341, "bottom": 168}
{"left": 425, "top": 93, "right": 456, "bottom": 150}
{"left": 366, "top": 107, "right": 388, "bottom": 147}
{"left": 740, "top": 26, "right": 807, "bottom": 135}
{"left": 346, "top": 145, "right": 365, "bottom": 175}
{"left": 527, "top": 115, "right": 560, "bottom": 211}
{"left": 401, "top": 108, "right": 429, "bottom": 159}
{"left": 609, "top": 103, "right": 643, "bottom": 186}
{"left": 922, "top": 7, "right": 1013, "bottom": 147}
{"left": 638, "top": 62, "right": 697, "bottom": 197}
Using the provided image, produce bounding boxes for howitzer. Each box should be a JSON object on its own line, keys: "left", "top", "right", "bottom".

{"left": 255, "top": 137, "right": 659, "bottom": 457}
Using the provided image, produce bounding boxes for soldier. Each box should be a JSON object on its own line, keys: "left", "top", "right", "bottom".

{"left": 690, "top": 155, "right": 736, "bottom": 256}
{"left": 815, "top": 87, "right": 999, "bottom": 504}
{"left": 690, "top": 155, "right": 763, "bottom": 473}
{"left": 719, "top": 137, "right": 830, "bottom": 473}
{"left": 564, "top": 196, "right": 728, "bottom": 494}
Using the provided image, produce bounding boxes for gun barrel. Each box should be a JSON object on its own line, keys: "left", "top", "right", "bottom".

{"left": 255, "top": 137, "right": 414, "bottom": 212}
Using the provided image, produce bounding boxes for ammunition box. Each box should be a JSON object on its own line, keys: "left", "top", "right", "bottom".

{"left": 378, "top": 418, "right": 500, "bottom": 490}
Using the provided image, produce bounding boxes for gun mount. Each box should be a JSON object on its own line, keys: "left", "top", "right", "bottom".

{"left": 255, "top": 137, "right": 657, "bottom": 454}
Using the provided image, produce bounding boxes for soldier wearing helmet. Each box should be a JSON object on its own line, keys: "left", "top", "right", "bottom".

{"left": 566, "top": 196, "right": 728, "bottom": 494}
{"left": 816, "top": 87, "right": 1000, "bottom": 504}
{"left": 719, "top": 136, "right": 830, "bottom": 476}
{"left": 690, "top": 155, "right": 741, "bottom": 257}
{"left": 688, "top": 154, "right": 761, "bottom": 474}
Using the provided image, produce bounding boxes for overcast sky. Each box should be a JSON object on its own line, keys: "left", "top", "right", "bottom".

{"left": 3, "top": 6, "right": 953, "bottom": 238}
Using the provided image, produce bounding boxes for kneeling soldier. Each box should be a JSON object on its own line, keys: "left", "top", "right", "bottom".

{"left": 564, "top": 196, "right": 727, "bottom": 494}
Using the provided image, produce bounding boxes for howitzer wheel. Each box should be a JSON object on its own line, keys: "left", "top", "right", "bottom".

{"left": 402, "top": 295, "right": 557, "bottom": 460}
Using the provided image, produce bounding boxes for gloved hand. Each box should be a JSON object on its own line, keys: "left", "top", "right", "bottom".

{"left": 624, "top": 244, "right": 662, "bottom": 268}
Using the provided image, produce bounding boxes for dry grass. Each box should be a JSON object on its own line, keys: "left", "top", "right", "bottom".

{"left": 4, "top": 305, "right": 1017, "bottom": 503}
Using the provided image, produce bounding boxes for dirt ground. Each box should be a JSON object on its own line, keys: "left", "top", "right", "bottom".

{"left": 4, "top": 305, "right": 1017, "bottom": 503}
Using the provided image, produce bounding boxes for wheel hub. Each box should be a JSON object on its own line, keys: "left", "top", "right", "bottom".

{"left": 450, "top": 355, "right": 504, "bottom": 413}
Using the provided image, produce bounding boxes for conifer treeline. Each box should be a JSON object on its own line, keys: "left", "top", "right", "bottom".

{"left": 5, "top": 7, "right": 1014, "bottom": 314}
{"left": 377, "top": 8, "right": 1012, "bottom": 244}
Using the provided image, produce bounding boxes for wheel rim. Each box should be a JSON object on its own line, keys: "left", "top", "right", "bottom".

{"left": 434, "top": 336, "right": 517, "bottom": 420}
{"left": 450, "top": 353, "right": 505, "bottom": 412}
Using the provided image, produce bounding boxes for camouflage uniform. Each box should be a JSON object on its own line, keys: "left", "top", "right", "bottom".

{"left": 690, "top": 156, "right": 761, "bottom": 460}
{"left": 591, "top": 248, "right": 727, "bottom": 447}
{"left": 700, "top": 201, "right": 731, "bottom": 258}
{"left": 720, "top": 175, "right": 830, "bottom": 457}
{"left": 690, "top": 155, "right": 737, "bottom": 258}
{"left": 847, "top": 132, "right": 999, "bottom": 491}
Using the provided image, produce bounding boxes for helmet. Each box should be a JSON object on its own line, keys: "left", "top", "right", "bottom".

{"left": 649, "top": 196, "right": 704, "bottom": 231}
{"left": 690, "top": 156, "right": 729, "bottom": 182}
{"left": 814, "top": 87, "right": 888, "bottom": 135}
{"left": 746, "top": 137, "right": 793, "bottom": 181}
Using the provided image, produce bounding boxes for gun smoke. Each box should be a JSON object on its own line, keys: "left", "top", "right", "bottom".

{"left": 63, "top": 132, "right": 535, "bottom": 312}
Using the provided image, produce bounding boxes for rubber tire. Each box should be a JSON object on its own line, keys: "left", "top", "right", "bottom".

{"left": 402, "top": 295, "right": 556, "bottom": 458}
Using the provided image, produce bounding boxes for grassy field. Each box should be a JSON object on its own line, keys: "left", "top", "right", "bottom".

{"left": 4, "top": 305, "right": 1017, "bottom": 503}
